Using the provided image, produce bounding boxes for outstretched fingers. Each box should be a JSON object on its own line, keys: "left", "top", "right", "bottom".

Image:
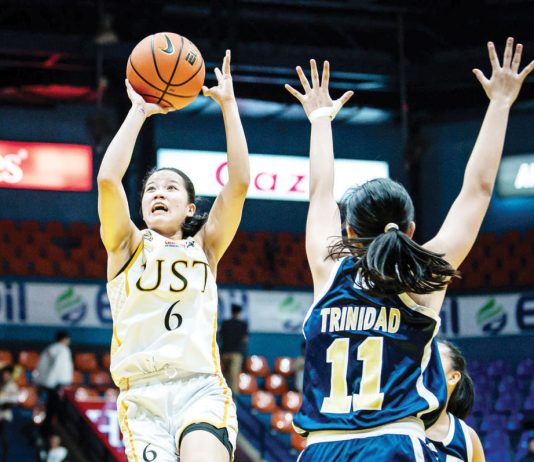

{"left": 502, "top": 37, "right": 514, "bottom": 69}
{"left": 285, "top": 84, "right": 304, "bottom": 103}
{"left": 223, "top": 49, "right": 231, "bottom": 75}
{"left": 296, "top": 66, "right": 312, "bottom": 94}
{"left": 321, "top": 61, "right": 330, "bottom": 89}
{"left": 310, "top": 59, "right": 320, "bottom": 88}
{"left": 214, "top": 67, "right": 223, "bottom": 83}
{"left": 487, "top": 41, "right": 500, "bottom": 71}
{"left": 519, "top": 59, "right": 534, "bottom": 82}
{"left": 511, "top": 43, "right": 523, "bottom": 73}
{"left": 472, "top": 68, "right": 488, "bottom": 86}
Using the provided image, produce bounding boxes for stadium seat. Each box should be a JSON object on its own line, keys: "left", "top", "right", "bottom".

{"left": 274, "top": 357, "right": 293, "bottom": 377}
{"left": 238, "top": 373, "right": 258, "bottom": 395}
{"left": 479, "top": 414, "right": 507, "bottom": 433}
{"left": 494, "top": 391, "right": 520, "bottom": 413}
{"left": 516, "top": 431, "right": 534, "bottom": 461}
{"left": 18, "top": 386, "right": 38, "bottom": 408}
{"left": 251, "top": 390, "right": 277, "bottom": 413}
{"left": 271, "top": 409, "right": 294, "bottom": 433}
{"left": 0, "top": 350, "right": 13, "bottom": 365}
{"left": 506, "top": 412, "right": 524, "bottom": 432}
{"left": 246, "top": 355, "right": 270, "bottom": 377}
{"left": 89, "top": 371, "right": 113, "bottom": 390}
{"left": 281, "top": 391, "right": 302, "bottom": 413}
{"left": 101, "top": 352, "right": 111, "bottom": 370}
{"left": 516, "top": 358, "right": 534, "bottom": 380}
{"left": 44, "top": 221, "right": 66, "bottom": 235}
{"left": 483, "top": 430, "right": 511, "bottom": 462}
{"left": 291, "top": 431, "right": 307, "bottom": 452}
{"left": 74, "top": 352, "right": 99, "bottom": 373}
{"left": 265, "top": 374, "right": 288, "bottom": 395}
{"left": 74, "top": 387, "right": 99, "bottom": 401}
{"left": 72, "top": 370, "right": 85, "bottom": 386}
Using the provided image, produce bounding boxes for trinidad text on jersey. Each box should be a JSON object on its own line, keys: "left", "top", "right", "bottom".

{"left": 320, "top": 306, "right": 401, "bottom": 333}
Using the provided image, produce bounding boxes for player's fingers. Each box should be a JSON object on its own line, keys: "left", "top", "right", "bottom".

{"left": 223, "top": 49, "right": 231, "bottom": 74}
{"left": 502, "top": 37, "right": 514, "bottom": 69}
{"left": 472, "top": 69, "right": 489, "bottom": 86}
{"left": 310, "top": 59, "right": 320, "bottom": 88}
{"left": 285, "top": 84, "right": 304, "bottom": 102}
{"left": 321, "top": 61, "right": 330, "bottom": 89}
{"left": 487, "top": 41, "right": 500, "bottom": 70}
{"left": 340, "top": 90, "right": 354, "bottom": 106}
{"left": 511, "top": 43, "right": 523, "bottom": 73}
{"left": 201, "top": 86, "right": 211, "bottom": 96}
{"left": 519, "top": 60, "right": 534, "bottom": 82}
{"left": 214, "top": 67, "right": 223, "bottom": 82}
{"left": 296, "top": 66, "right": 312, "bottom": 93}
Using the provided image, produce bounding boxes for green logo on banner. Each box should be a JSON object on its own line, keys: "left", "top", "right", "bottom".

{"left": 55, "top": 287, "right": 86, "bottom": 325}
{"left": 476, "top": 297, "right": 506, "bottom": 335}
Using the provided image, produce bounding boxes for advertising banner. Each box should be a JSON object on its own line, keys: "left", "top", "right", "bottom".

{"left": 0, "top": 140, "right": 92, "bottom": 191}
{"left": 1, "top": 280, "right": 533, "bottom": 337}
{"left": 157, "top": 149, "right": 389, "bottom": 202}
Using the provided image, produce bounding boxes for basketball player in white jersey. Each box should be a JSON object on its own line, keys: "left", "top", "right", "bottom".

{"left": 97, "top": 50, "right": 249, "bottom": 462}
{"left": 426, "top": 341, "right": 485, "bottom": 462}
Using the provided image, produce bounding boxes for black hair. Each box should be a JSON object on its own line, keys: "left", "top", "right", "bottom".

{"left": 56, "top": 331, "right": 69, "bottom": 342}
{"left": 1, "top": 365, "right": 14, "bottom": 376}
{"left": 231, "top": 303, "right": 242, "bottom": 315}
{"left": 440, "top": 340, "right": 475, "bottom": 419}
{"left": 328, "top": 178, "right": 460, "bottom": 295}
{"left": 140, "top": 167, "right": 208, "bottom": 238}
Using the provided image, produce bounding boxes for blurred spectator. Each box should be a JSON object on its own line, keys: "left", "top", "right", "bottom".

{"left": 35, "top": 331, "right": 73, "bottom": 437}
{"left": 220, "top": 304, "right": 248, "bottom": 394}
{"left": 46, "top": 434, "right": 68, "bottom": 462}
{"left": 0, "top": 365, "right": 19, "bottom": 462}
{"left": 292, "top": 341, "right": 306, "bottom": 392}
{"left": 520, "top": 437, "right": 534, "bottom": 462}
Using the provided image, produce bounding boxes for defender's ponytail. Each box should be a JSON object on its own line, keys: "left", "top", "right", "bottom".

{"left": 328, "top": 178, "right": 460, "bottom": 295}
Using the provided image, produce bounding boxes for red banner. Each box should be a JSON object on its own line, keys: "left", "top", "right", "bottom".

{"left": 0, "top": 140, "right": 92, "bottom": 191}
{"left": 67, "top": 392, "right": 127, "bottom": 462}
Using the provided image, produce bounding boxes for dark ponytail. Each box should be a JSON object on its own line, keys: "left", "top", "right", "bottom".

{"left": 328, "top": 178, "right": 460, "bottom": 295}
{"left": 440, "top": 340, "right": 475, "bottom": 419}
{"left": 140, "top": 167, "right": 208, "bottom": 238}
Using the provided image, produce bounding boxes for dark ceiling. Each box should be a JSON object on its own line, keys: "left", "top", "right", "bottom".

{"left": 1, "top": 0, "right": 533, "bottom": 117}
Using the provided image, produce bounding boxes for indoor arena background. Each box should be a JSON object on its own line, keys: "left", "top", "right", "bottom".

{"left": 0, "top": 1, "right": 533, "bottom": 461}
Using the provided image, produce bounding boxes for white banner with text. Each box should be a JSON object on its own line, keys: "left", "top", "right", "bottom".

{"left": 1, "top": 280, "right": 533, "bottom": 337}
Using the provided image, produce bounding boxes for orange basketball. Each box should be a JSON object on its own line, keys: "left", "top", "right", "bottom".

{"left": 126, "top": 32, "right": 205, "bottom": 110}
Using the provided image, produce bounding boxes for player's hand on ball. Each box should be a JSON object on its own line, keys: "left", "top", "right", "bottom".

{"left": 202, "top": 50, "right": 235, "bottom": 105}
{"left": 285, "top": 59, "right": 353, "bottom": 121}
{"left": 125, "top": 79, "right": 174, "bottom": 117}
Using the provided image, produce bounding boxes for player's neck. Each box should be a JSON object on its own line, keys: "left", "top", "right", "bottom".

{"left": 426, "top": 410, "right": 451, "bottom": 441}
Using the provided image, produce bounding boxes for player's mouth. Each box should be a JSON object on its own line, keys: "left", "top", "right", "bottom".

{"left": 151, "top": 202, "right": 169, "bottom": 215}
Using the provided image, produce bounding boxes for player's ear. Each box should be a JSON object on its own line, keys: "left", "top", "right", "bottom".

{"left": 187, "top": 203, "right": 196, "bottom": 217}
{"left": 448, "top": 370, "right": 461, "bottom": 386}
{"left": 346, "top": 225, "right": 357, "bottom": 239}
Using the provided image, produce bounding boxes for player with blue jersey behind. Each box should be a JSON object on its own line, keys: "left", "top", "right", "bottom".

{"left": 284, "top": 37, "right": 532, "bottom": 461}
{"left": 426, "top": 341, "right": 485, "bottom": 462}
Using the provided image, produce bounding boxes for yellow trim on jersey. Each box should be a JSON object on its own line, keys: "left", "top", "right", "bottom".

{"left": 210, "top": 308, "right": 232, "bottom": 426}
{"left": 120, "top": 400, "right": 139, "bottom": 462}
{"left": 125, "top": 240, "right": 144, "bottom": 297}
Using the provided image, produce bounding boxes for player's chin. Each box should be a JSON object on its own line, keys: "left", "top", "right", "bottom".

{"left": 147, "top": 214, "right": 180, "bottom": 233}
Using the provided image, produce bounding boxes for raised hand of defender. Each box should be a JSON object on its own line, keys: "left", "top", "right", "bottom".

{"left": 473, "top": 37, "right": 534, "bottom": 107}
{"left": 125, "top": 79, "right": 173, "bottom": 117}
{"left": 285, "top": 59, "right": 353, "bottom": 121}
{"left": 202, "top": 50, "right": 235, "bottom": 105}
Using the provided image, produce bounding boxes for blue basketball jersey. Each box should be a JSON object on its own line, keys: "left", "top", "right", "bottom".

{"left": 293, "top": 257, "right": 447, "bottom": 433}
{"left": 427, "top": 413, "right": 473, "bottom": 462}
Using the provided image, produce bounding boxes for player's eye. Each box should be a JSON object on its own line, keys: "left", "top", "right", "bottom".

{"left": 168, "top": 185, "right": 177, "bottom": 191}
{"left": 146, "top": 186, "right": 155, "bottom": 192}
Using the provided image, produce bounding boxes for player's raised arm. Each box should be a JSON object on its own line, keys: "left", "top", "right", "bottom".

{"left": 97, "top": 80, "right": 172, "bottom": 278}
{"left": 285, "top": 60, "right": 353, "bottom": 296}
{"left": 198, "top": 50, "right": 250, "bottom": 264}
{"left": 425, "top": 38, "right": 533, "bottom": 269}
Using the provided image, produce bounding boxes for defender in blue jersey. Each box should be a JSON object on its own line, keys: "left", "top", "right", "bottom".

{"left": 284, "top": 38, "right": 532, "bottom": 461}
{"left": 426, "top": 341, "right": 485, "bottom": 462}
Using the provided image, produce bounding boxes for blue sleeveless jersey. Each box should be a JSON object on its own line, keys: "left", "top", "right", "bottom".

{"left": 293, "top": 257, "right": 447, "bottom": 433}
{"left": 428, "top": 413, "right": 473, "bottom": 462}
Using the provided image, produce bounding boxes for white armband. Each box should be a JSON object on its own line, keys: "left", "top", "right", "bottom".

{"left": 308, "top": 99, "right": 343, "bottom": 122}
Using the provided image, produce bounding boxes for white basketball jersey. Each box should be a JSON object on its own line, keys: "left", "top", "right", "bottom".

{"left": 107, "top": 229, "right": 221, "bottom": 384}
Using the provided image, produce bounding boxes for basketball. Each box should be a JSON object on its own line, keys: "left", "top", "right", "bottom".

{"left": 126, "top": 32, "right": 205, "bottom": 110}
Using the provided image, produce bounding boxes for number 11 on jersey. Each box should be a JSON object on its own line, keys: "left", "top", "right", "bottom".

{"left": 320, "top": 337, "right": 384, "bottom": 414}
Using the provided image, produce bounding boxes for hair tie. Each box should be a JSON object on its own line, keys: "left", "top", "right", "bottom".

{"left": 384, "top": 223, "right": 399, "bottom": 233}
